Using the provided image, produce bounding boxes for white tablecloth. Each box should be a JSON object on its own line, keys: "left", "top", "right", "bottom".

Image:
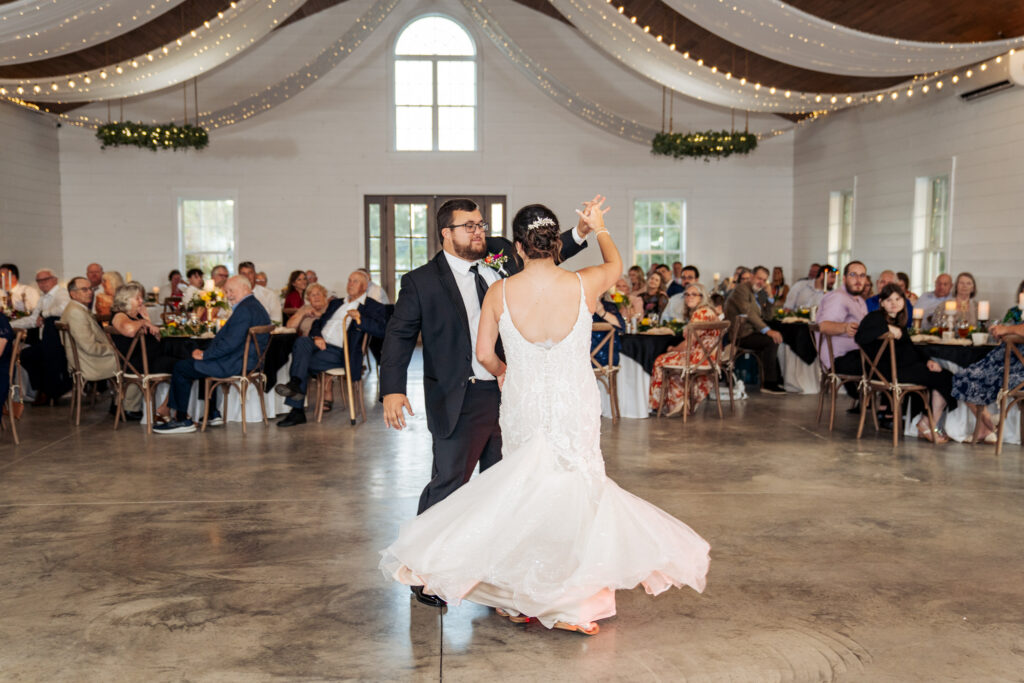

{"left": 778, "top": 344, "right": 820, "bottom": 394}
{"left": 140, "top": 364, "right": 289, "bottom": 425}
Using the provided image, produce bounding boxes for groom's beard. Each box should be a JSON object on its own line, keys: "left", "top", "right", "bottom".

{"left": 453, "top": 239, "right": 487, "bottom": 261}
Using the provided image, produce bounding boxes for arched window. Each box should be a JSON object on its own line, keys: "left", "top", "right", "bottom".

{"left": 393, "top": 15, "right": 477, "bottom": 151}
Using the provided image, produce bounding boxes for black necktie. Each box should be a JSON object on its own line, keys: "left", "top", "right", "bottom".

{"left": 469, "top": 264, "right": 489, "bottom": 306}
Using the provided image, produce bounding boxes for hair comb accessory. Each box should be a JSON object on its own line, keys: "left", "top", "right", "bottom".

{"left": 526, "top": 217, "right": 556, "bottom": 231}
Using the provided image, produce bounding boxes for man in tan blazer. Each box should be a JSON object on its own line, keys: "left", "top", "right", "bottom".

{"left": 60, "top": 277, "right": 142, "bottom": 415}
{"left": 724, "top": 266, "right": 785, "bottom": 394}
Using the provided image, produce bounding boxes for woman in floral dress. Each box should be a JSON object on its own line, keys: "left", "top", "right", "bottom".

{"left": 649, "top": 284, "right": 721, "bottom": 417}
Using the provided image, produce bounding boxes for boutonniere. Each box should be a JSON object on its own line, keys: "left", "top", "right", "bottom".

{"left": 483, "top": 249, "right": 510, "bottom": 277}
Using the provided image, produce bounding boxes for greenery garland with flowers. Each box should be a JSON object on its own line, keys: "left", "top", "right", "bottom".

{"left": 651, "top": 130, "right": 757, "bottom": 161}
{"left": 96, "top": 122, "right": 209, "bottom": 151}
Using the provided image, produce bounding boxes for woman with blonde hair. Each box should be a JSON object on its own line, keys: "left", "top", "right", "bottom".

{"left": 94, "top": 270, "right": 124, "bottom": 322}
{"left": 109, "top": 282, "right": 178, "bottom": 422}
{"left": 649, "top": 283, "right": 722, "bottom": 417}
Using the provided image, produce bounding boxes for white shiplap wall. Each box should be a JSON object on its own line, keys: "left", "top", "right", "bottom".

{"left": 0, "top": 102, "right": 63, "bottom": 278}
{"left": 793, "top": 83, "right": 1024, "bottom": 316}
{"left": 55, "top": 0, "right": 794, "bottom": 297}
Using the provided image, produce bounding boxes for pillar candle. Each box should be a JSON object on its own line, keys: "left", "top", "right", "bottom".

{"left": 977, "top": 300, "right": 990, "bottom": 320}
{"left": 1019, "top": 293, "right": 1024, "bottom": 310}
{"left": 912, "top": 307, "right": 924, "bottom": 320}
{"left": 944, "top": 300, "right": 956, "bottom": 312}
{"left": 126, "top": 271, "right": 132, "bottom": 282}
{"left": 713, "top": 272, "right": 720, "bottom": 281}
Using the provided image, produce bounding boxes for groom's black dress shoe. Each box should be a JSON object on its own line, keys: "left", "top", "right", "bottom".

{"left": 411, "top": 585, "right": 446, "bottom": 608}
{"left": 275, "top": 378, "right": 302, "bottom": 399}
{"left": 277, "top": 409, "right": 307, "bottom": 427}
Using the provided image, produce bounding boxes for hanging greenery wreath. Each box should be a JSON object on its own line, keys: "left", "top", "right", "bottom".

{"left": 96, "top": 122, "right": 209, "bottom": 151}
{"left": 651, "top": 130, "right": 757, "bottom": 161}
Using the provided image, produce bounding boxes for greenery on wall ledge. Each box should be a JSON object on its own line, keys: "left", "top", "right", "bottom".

{"left": 96, "top": 122, "right": 209, "bottom": 151}
{"left": 651, "top": 130, "right": 757, "bottom": 161}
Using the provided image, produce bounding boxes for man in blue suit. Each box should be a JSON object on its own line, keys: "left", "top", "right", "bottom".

{"left": 155, "top": 275, "right": 271, "bottom": 434}
{"left": 275, "top": 270, "right": 388, "bottom": 427}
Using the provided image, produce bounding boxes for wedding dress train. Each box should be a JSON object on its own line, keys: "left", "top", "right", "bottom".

{"left": 380, "top": 275, "right": 710, "bottom": 628}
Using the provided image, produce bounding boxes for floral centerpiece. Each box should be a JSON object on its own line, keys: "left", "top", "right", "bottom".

{"left": 187, "top": 289, "right": 229, "bottom": 321}
{"left": 637, "top": 317, "right": 685, "bottom": 336}
{"left": 606, "top": 288, "right": 632, "bottom": 316}
{"left": 160, "top": 319, "right": 219, "bottom": 338}
{"left": 775, "top": 307, "right": 811, "bottom": 321}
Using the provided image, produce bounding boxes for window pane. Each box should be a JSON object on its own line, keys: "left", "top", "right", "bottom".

{"left": 369, "top": 238, "right": 380, "bottom": 271}
{"left": 412, "top": 237, "right": 428, "bottom": 266}
{"left": 634, "top": 202, "right": 648, "bottom": 226}
{"left": 664, "top": 228, "right": 681, "bottom": 252}
{"left": 634, "top": 227, "right": 650, "bottom": 251}
{"left": 649, "top": 227, "right": 664, "bottom": 250}
{"left": 396, "top": 106, "right": 432, "bottom": 151}
{"left": 181, "top": 199, "right": 234, "bottom": 273}
{"left": 437, "top": 61, "right": 475, "bottom": 105}
{"left": 368, "top": 204, "right": 381, "bottom": 237}
{"left": 664, "top": 201, "right": 681, "bottom": 226}
{"left": 395, "top": 60, "right": 433, "bottom": 105}
{"left": 438, "top": 106, "right": 475, "bottom": 151}
{"left": 396, "top": 239, "right": 411, "bottom": 271}
{"left": 395, "top": 16, "right": 475, "bottom": 56}
{"left": 395, "top": 204, "right": 411, "bottom": 237}
{"left": 651, "top": 202, "right": 665, "bottom": 226}
{"left": 490, "top": 203, "right": 503, "bottom": 237}
{"left": 411, "top": 204, "right": 428, "bottom": 237}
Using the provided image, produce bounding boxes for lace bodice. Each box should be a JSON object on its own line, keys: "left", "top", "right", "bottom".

{"left": 498, "top": 274, "right": 604, "bottom": 481}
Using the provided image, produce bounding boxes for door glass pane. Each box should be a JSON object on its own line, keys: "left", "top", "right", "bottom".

{"left": 369, "top": 204, "right": 381, "bottom": 237}
{"left": 411, "top": 204, "right": 428, "bottom": 237}
{"left": 490, "top": 203, "right": 503, "bottom": 237}
{"left": 395, "top": 204, "right": 411, "bottom": 237}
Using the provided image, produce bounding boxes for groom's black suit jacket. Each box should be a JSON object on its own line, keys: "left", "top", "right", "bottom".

{"left": 380, "top": 232, "right": 586, "bottom": 439}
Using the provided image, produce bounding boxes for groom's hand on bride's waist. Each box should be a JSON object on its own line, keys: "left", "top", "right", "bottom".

{"left": 383, "top": 393, "right": 414, "bottom": 430}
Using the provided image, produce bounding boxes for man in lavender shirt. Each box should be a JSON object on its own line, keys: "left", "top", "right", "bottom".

{"left": 816, "top": 261, "right": 869, "bottom": 394}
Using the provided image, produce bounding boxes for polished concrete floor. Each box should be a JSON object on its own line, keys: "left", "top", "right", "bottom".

{"left": 2, "top": 358, "right": 1024, "bottom": 681}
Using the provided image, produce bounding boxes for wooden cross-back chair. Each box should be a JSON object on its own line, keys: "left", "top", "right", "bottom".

{"left": 314, "top": 311, "right": 369, "bottom": 425}
{"left": 995, "top": 334, "right": 1024, "bottom": 455}
{"left": 1, "top": 330, "right": 26, "bottom": 445}
{"left": 104, "top": 327, "right": 172, "bottom": 434}
{"left": 590, "top": 322, "right": 620, "bottom": 423}
{"left": 717, "top": 316, "right": 743, "bottom": 410}
{"left": 810, "top": 323, "right": 863, "bottom": 432}
{"left": 54, "top": 320, "right": 107, "bottom": 425}
{"left": 857, "top": 333, "right": 935, "bottom": 448}
{"left": 200, "top": 325, "right": 275, "bottom": 433}
{"left": 656, "top": 320, "right": 731, "bottom": 422}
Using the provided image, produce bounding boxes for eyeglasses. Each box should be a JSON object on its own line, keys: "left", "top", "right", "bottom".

{"left": 683, "top": 293, "right": 701, "bottom": 297}
{"left": 448, "top": 221, "right": 489, "bottom": 234}
{"left": 35, "top": 276, "right": 56, "bottom": 283}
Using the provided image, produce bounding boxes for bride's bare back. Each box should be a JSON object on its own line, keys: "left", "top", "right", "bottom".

{"left": 503, "top": 266, "right": 586, "bottom": 345}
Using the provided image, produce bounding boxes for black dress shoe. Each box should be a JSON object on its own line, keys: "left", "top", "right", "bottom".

{"left": 122, "top": 410, "right": 143, "bottom": 422}
{"left": 276, "top": 409, "right": 307, "bottom": 427}
{"left": 274, "top": 379, "right": 303, "bottom": 399}
{"left": 31, "top": 392, "right": 51, "bottom": 407}
{"left": 411, "top": 585, "right": 446, "bottom": 608}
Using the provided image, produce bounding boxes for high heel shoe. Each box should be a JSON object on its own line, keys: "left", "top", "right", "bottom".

{"left": 495, "top": 607, "right": 532, "bottom": 624}
{"left": 554, "top": 621, "right": 600, "bottom": 636}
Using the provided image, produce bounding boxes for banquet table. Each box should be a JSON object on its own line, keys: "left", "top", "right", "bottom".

{"left": 769, "top": 320, "right": 820, "bottom": 394}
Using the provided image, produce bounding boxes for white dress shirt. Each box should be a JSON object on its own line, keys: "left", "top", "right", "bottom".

{"left": 252, "top": 284, "right": 283, "bottom": 322}
{"left": 7, "top": 283, "right": 41, "bottom": 313}
{"left": 12, "top": 285, "right": 70, "bottom": 329}
{"left": 320, "top": 293, "right": 367, "bottom": 349}
{"left": 784, "top": 279, "right": 826, "bottom": 310}
{"left": 367, "top": 281, "right": 390, "bottom": 304}
{"left": 664, "top": 292, "right": 687, "bottom": 321}
{"left": 444, "top": 250, "right": 500, "bottom": 381}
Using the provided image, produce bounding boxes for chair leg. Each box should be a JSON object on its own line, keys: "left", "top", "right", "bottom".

{"left": 315, "top": 374, "right": 327, "bottom": 423}
{"left": 857, "top": 389, "right": 869, "bottom": 439}
{"left": 610, "top": 374, "right": 620, "bottom": 423}
{"left": 996, "top": 395, "right": 1008, "bottom": 456}
{"left": 892, "top": 394, "right": 901, "bottom": 448}
{"left": 239, "top": 383, "right": 247, "bottom": 435}
{"left": 828, "top": 384, "right": 838, "bottom": 432}
{"left": 357, "top": 381, "right": 366, "bottom": 423}
{"left": 870, "top": 393, "right": 880, "bottom": 432}
{"left": 201, "top": 380, "right": 212, "bottom": 432}
{"left": 816, "top": 382, "right": 825, "bottom": 424}
{"left": 681, "top": 373, "right": 690, "bottom": 424}
{"left": 656, "top": 369, "right": 668, "bottom": 417}
{"left": 257, "top": 379, "right": 268, "bottom": 427}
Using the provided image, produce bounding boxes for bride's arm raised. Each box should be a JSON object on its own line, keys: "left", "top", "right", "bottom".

{"left": 476, "top": 282, "right": 507, "bottom": 383}
{"left": 576, "top": 197, "right": 621, "bottom": 312}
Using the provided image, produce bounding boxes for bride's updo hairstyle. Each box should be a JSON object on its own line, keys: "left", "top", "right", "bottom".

{"left": 512, "top": 204, "right": 562, "bottom": 264}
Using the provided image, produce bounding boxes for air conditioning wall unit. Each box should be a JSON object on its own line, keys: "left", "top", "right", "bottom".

{"left": 957, "top": 50, "right": 1024, "bottom": 102}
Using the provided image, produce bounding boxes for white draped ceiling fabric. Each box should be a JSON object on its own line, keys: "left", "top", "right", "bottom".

{"left": 0, "top": 0, "right": 305, "bottom": 102}
{"left": 547, "top": 0, "right": 832, "bottom": 113}
{"left": 660, "top": 0, "right": 1024, "bottom": 77}
{"left": 0, "top": 0, "right": 187, "bottom": 65}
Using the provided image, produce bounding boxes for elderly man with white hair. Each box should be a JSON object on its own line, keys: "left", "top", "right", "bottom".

{"left": 275, "top": 270, "right": 388, "bottom": 427}
{"left": 11, "top": 268, "right": 69, "bottom": 330}
{"left": 155, "top": 275, "right": 271, "bottom": 434}
{"left": 14, "top": 268, "right": 72, "bottom": 405}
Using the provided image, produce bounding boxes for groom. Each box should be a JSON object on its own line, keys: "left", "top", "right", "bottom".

{"left": 381, "top": 198, "right": 592, "bottom": 604}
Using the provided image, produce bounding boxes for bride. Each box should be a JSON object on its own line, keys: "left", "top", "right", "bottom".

{"left": 380, "top": 198, "right": 710, "bottom": 635}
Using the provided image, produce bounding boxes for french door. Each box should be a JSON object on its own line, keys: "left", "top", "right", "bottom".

{"left": 365, "top": 194, "right": 507, "bottom": 301}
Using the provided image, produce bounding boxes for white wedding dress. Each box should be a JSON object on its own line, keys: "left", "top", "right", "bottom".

{"left": 380, "top": 275, "right": 710, "bottom": 628}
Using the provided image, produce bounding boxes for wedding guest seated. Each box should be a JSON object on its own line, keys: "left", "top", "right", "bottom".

{"left": 285, "top": 283, "right": 330, "bottom": 336}
{"left": 208, "top": 265, "right": 229, "bottom": 292}
{"left": 784, "top": 264, "right": 835, "bottom": 311}
{"left": 917, "top": 273, "right": 953, "bottom": 327}
{"left": 896, "top": 271, "right": 917, "bottom": 305}
{"left": 0, "top": 311, "right": 12, "bottom": 406}
{"left": 639, "top": 272, "right": 669, "bottom": 318}
{"left": 951, "top": 318, "right": 1024, "bottom": 444}
{"left": 238, "top": 261, "right": 282, "bottom": 323}
{"left": 665, "top": 263, "right": 684, "bottom": 297}
{"left": 305, "top": 270, "right": 318, "bottom": 286}
{"left": 865, "top": 270, "right": 915, "bottom": 324}
{"left": 856, "top": 284, "right": 955, "bottom": 443}
{"left": 0, "top": 263, "right": 40, "bottom": 314}
{"left": 274, "top": 271, "right": 388, "bottom": 427}
{"left": 656, "top": 265, "right": 679, "bottom": 298}
{"left": 664, "top": 269, "right": 699, "bottom": 321}
{"left": 111, "top": 282, "right": 179, "bottom": 422}
{"left": 725, "top": 266, "right": 784, "bottom": 393}
{"left": 815, "top": 261, "right": 869, "bottom": 396}
{"left": 154, "top": 276, "right": 271, "bottom": 434}
{"left": 60, "top": 277, "right": 144, "bottom": 419}
{"left": 861, "top": 275, "right": 873, "bottom": 300}
{"left": 255, "top": 272, "right": 268, "bottom": 288}
{"left": 680, "top": 265, "right": 699, "bottom": 288}
{"left": 718, "top": 265, "right": 750, "bottom": 297}
{"left": 159, "top": 270, "right": 188, "bottom": 301}
{"left": 771, "top": 267, "right": 789, "bottom": 305}
{"left": 650, "top": 284, "right": 723, "bottom": 416}
{"left": 180, "top": 268, "right": 204, "bottom": 304}
{"left": 627, "top": 265, "right": 645, "bottom": 295}
{"left": 797, "top": 263, "right": 821, "bottom": 283}
{"left": 947, "top": 271, "right": 978, "bottom": 325}
{"left": 710, "top": 292, "right": 725, "bottom": 318}
{"left": 95, "top": 271, "right": 124, "bottom": 322}
{"left": 14, "top": 268, "right": 71, "bottom": 406}
{"left": 591, "top": 293, "right": 624, "bottom": 367}
{"left": 86, "top": 263, "right": 104, "bottom": 294}
{"left": 1002, "top": 279, "right": 1024, "bottom": 324}
{"left": 358, "top": 268, "right": 391, "bottom": 304}
{"left": 282, "top": 270, "right": 308, "bottom": 317}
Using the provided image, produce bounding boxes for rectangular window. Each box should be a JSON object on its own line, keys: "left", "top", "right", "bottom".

{"left": 911, "top": 175, "right": 951, "bottom": 295}
{"left": 395, "top": 58, "right": 476, "bottom": 151}
{"left": 632, "top": 199, "right": 685, "bottom": 274}
{"left": 178, "top": 198, "right": 236, "bottom": 275}
{"left": 826, "top": 190, "right": 854, "bottom": 271}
